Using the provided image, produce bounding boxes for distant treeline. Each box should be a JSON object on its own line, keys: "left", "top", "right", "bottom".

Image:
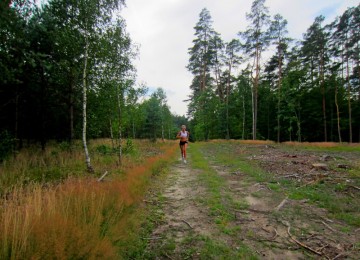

{"left": 187, "top": 1, "right": 359, "bottom": 142}
{"left": 0, "top": 0, "right": 186, "bottom": 156}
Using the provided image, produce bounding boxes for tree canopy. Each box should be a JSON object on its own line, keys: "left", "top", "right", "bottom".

{"left": 187, "top": 1, "right": 360, "bottom": 143}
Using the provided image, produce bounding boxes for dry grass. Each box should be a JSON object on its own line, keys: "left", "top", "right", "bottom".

{"left": 208, "top": 139, "right": 275, "bottom": 145}
{"left": 238, "top": 139, "right": 275, "bottom": 145}
{"left": 0, "top": 139, "right": 177, "bottom": 259}
{"left": 283, "top": 141, "right": 360, "bottom": 148}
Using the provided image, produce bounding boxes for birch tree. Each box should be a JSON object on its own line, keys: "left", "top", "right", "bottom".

{"left": 70, "top": 0, "right": 125, "bottom": 172}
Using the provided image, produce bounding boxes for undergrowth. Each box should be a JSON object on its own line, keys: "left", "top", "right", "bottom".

{"left": 0, "top": 139, "right": 178, "bottom": 259}
{"left": 0, "top": 139, "right": 162, "bottom": 196}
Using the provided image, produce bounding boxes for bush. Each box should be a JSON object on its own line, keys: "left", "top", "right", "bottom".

{"left": 95, "top": 144, "right": 113, "bottom": 155}
{"left": 0, "top": 130, "right": 14, "bottom": 161}
{"left": 123, "top": 139, "right": 135, "bottom": 154}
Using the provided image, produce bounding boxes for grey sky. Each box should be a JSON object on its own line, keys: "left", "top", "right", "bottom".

{"left": 121, "top": 0, "right": 358, "bottom": 117}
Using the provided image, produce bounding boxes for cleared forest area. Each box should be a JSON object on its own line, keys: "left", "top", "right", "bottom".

{"left": 144, "top": 141, "right": 360, "bottom": 259}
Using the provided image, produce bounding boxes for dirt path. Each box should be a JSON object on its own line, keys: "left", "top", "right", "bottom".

{"left": 146, "top": 144, "right": 360, "bottom": 259}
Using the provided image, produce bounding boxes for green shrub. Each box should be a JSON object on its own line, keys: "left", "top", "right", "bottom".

{"left": 0, "top": 130, "right": 14, "bottom": 161}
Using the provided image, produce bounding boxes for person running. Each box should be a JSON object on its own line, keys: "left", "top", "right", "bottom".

{"left": 176, "top": 125, "right": 189, "bottom": 163}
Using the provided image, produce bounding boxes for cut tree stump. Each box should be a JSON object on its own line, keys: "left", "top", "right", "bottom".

{"left": 311, "top": 163, "right": 328, "bottom": 170}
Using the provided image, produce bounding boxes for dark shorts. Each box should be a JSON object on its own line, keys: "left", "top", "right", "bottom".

{"left": 179, "top": 141, "right": 188, "bottom": 146}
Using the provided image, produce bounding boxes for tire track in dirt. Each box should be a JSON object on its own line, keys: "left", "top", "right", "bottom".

{"left": 152, "top": 160, "right": 215, "bottom": 241}
{"left": 148, "top": 155, "right": 221, "bottom": 259}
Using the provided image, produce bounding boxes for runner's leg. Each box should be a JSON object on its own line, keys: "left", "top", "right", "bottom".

{"left": 183, "top": 143, "right": 187, "bottom": 159}
{"left": 180, "top": 144, "right": 184, "bottom": 159}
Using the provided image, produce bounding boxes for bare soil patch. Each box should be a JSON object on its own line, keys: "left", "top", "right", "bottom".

{"left": 205, "top": 144, "right": 360, "bottom": 259}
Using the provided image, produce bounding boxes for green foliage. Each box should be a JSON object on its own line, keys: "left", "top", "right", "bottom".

{"left": 124, "top": 138, "right": 135, "bottom": 154}
{"left": 96, "top": 144, "right": 114, "bottom": 155}
{"left": 186, "top": 2, "right": 360, "bottom": 142}
{"left": 0, "top": 130, "right": 14, "bottom": 161}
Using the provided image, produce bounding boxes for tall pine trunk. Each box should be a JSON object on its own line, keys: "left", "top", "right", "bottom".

{"left": 252, "top": 44, "right": 260, "bottom": 140}
{"left": 335, "top": 83, "right": 342, "bottom": 143}
{"left": 242, "top": 93, "right": 246, "bottom": 140}
{"left": 69, "top": 76, "right": 75, "bottom": 144}
{"left": 346, "top": 51, "right": 352, "bottom": 143}
{"left": 320, "top": 51, "right": 327, "bottom": 142}
{"left": 226, "top": 62, "right": 231, "bottom": 140}
{"left": 277, "top": 45, "right": 282, "bottom": 143}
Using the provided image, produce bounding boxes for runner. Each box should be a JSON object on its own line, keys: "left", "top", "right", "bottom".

{"left": 176, "top": 125, "right": 189, "bottom": 163}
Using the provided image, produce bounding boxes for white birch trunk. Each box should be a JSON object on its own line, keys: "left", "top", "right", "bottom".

{"left": 117, "top": 84, "right": 122, "bottom": 165}
{"left": 109, "top": 118, "right": 115, "bottom": 149}
{"left": 82, "top": 37, "right": 93, "bottom": 172}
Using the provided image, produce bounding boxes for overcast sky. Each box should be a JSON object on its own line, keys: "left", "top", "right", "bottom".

{"left": 121, "top": 0, "right": 358, "bottom": 117}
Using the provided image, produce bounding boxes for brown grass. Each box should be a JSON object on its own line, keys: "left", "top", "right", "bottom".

{"left": 0, "top": 139, "right": 177, "bottom": 259}
{"left": 283, "top": 141, "right": 360, "bottom": 148}
{"left": 207, "top": 139, "right": 275, "bottom": 145}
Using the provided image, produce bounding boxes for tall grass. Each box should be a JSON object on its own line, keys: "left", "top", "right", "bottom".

{"left": 0, "top": 139, "right": 172, "bottom": 195}
{"left": 0, "top": 139, "right": 177, "bottom": 259}
{"left": 283, "top": 141, "right": 360, "bottom": 151}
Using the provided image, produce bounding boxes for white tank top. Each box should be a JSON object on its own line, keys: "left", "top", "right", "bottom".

{"left": 180, "top": 131, "right": 188, "bottom": 138}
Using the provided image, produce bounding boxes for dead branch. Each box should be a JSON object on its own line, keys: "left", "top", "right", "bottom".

{"left": 271, "top": 228, "right": 279, "bottom": 240}
{"left": 332, "top": 252, "right": 348, "bottom": 260}
{"left": 182, "top": 219, "right": 193, "bottom": 229}
{"left": 283, "top": 221, "right": 323, "bottom": 257}
{"left": 255, "top": 187, "right": 266, "bottom": 192}
{"left": 297, "top": 179, "right": 318, "bottom": 189}
{"left": 283, "top": 174, "right": 299, "bottom": 178}
{"left": 261, "top": 227, "right": 271, "bottom": 233}
{"left": 306, "top": 233, "right": 318, "bottom": 241}
{"left": 97, "top": 171, "right": 109, "bottom": 182}
{"left": 317, "top": 244, "right": 329, "bottom": 252}
{"left": 321, "top": 217, "right": 334, "bottom": 223}
{"left": 274, "top": 197, "right": 288, "bottom": 211}
{"left": 321, "top": 221, "right": 337, "bottom": 233}
{"left": 347, "top": 185, "right": 360, "bottom": 191}
{"left": 247, "top": 208, "right": 269, "bottom": 214}
{"left": 234, "top": 209, "right": 250, "bottom": 214}
{"left": 142, "top": 236, "right": 162, "bottom": 240}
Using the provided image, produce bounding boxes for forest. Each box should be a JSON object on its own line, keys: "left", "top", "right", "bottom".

{"left": 187, "top": 2, "right": 360, "bottom": 143}
{"left": 0, "top": 0, "right": 186, "bottom": 163}
{"left": 1, "top": 0, "right": 359, "bottom": 161}
{"left": 0, "top": 1, "right": 359, "bottom": 259}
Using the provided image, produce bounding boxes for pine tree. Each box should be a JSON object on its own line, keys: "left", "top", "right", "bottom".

{"left": 239, "top": 0, "right": 270, "bottom": 140}
{"left": 268, "top": 14, "right": 291, "bottom": 142}
{"left": 302, "top": 15, "right": 329, "bottom": 141}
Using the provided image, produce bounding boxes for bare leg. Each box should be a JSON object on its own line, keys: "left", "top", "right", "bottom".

{"left": 180, "top": 144, "right": 184, "bottom": 158}
{"left": 183, "top": 143, "right": 187, "bottom": 159}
